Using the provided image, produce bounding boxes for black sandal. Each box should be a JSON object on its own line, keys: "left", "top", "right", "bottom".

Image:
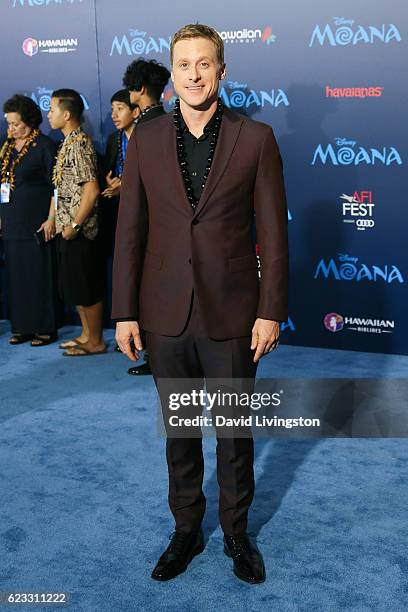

{"left": 30, "top": 333, "right": 57, "bottom": 347}
{"left": 9, "top": 334, "right": 34, "bottom": 345}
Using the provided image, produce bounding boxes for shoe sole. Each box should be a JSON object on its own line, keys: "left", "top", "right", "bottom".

{"left": 223, "top": 545, "right": 266, "bottom": 584}
{"left": 151, "top": 542, "right": 205, "bottom": 581}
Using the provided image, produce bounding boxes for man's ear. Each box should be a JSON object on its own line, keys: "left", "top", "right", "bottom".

{"left": 219, "top": 63, "right": 226, "bottom": 81}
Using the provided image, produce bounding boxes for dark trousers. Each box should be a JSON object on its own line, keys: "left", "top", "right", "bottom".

{"left": 145, "top": 293, "right": 257, "bottom": 535}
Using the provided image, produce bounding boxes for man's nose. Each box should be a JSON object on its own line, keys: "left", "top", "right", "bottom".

{"left": 189, "top": 67, "right": 201, "bottom": 81}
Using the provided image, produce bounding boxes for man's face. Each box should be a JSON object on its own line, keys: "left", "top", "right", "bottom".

{"left": 111, "top": 101, "right": 139, "bottom": 130}
{"left": 47, "top": 97, "right": 67, "bottom": 130}
{"left": 171, "top": 37, "right": 225, "bottom": 110}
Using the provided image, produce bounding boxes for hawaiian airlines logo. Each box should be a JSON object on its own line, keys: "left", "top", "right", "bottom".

{"left": 324, "top": 312, "right": 394, "bottom": 335}
{"left": 314, "top": 254, "right": 404, "bottom": 284}
{"left": 22, "top": 36, "right": 78, "bottom": 55}
{"left": 110, "top": 29, "right": 171, "bottom": 56}
{"left": 13, "top": 0, "right": 82, "bottom": 5}
{"left": 221, "top": 81, "right": 289, "bottom": 109}
{"left": 326, "top": 85, "right": 384, "bottom": 98}
{"left": 22, "top": 37, "right": 38, "bottom": 56}
{"left": 324, "top": 313, "right": 344, "bottom": 332}
{"left": 218, "top": 25, "right": 276, "bottom": 45}
{"left": 309, "top": 17, "right": 401, "bottom": 47}
{"left": 311, "top": 138, "right": 402, "bottom": 166}
{"left": 26, "top": 87, "right": 90, "bottom": 111}
{"left": 340, "top": 191, "right": 375, "bottom": 231}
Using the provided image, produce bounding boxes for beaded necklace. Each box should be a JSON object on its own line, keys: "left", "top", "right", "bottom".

{"left": 135, "top": 103, "right": 163, "bottom": 125}
{"left": 0, "top": 129, "right": 40, "bottom": 190}
{"left": 173, "top": 98, "right": 223, "bottom": 210}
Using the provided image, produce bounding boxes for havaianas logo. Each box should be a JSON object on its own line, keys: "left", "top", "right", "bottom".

{"left": 110, "top": 29, "right": 171, "bottom": 56}
{"left": 311, "top": 138, "right": 402, "bottom": 166}
{"left": 26, "top": 87, "right": 89, "bottom": 111}
{"left": 309, "top": 17, "right": 401, "bottom": 46}
{"left": 314, "top": 254, "right": 404, "bottom": 284}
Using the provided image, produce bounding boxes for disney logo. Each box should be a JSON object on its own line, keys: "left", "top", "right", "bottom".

{"left": 333, "top": 17, "right": 355, "bottom": 27}
{"left": 338, "top": 254, "right": 358, "bottom": 263}
{"left": 335, "top": 137, "right": 356, "bottom": 147}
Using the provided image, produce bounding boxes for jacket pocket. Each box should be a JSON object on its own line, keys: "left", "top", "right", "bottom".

{"left": 228, "top": 254, "right": 258, "bottom": 273}
{"left": 144, "top": 250, "right": 163, "bottom": 270}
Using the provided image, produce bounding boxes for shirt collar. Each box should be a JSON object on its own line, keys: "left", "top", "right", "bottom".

{"left": 179, "top": 105, "right": 220, "bottom": 139}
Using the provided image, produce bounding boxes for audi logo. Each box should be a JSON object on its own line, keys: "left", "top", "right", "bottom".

{"left": 356, "top": 219, "right": 375, "bottom": 227}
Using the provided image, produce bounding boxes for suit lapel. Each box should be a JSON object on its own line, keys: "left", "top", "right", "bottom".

{"left": 194, "top": 109, "right": 243, "bottom": 216}
{"left": 163, "top": 115, "right": 194, "bottom": 215}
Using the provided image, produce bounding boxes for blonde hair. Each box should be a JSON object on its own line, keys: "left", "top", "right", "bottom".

{"left": 171, "top": 23, "right": 224, "bottom": 67}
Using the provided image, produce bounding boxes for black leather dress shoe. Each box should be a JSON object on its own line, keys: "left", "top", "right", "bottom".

{"left": 151, "top": 528, "right": 205, "bottom": 581}
{"left": 224, "top": 532, "right": 266, "bottom": 584}
{"left": 127, "top": 362, "right": 152, "bottom": 376}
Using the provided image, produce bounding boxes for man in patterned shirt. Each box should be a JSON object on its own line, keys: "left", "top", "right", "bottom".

{"left": 48, "top": 89, "right": 106, "bottom": 356}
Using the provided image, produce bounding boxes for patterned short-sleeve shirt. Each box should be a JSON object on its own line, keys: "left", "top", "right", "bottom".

{"left": 54, "top": 127, "right": 99, "bottom": 240}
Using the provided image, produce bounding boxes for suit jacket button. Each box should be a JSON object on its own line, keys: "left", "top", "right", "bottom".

{"left": 192, "top": 218, "right": 199, "bottom": 225}
{"left": 188, "top": 258, "right": 191, "bottom": 264}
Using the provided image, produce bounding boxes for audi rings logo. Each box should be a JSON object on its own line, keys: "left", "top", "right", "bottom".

{"left": 356, "top": 219, "right": 375, "bottom": 228}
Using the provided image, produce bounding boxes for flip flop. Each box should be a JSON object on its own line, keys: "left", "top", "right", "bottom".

{"left": 31, "top": 334, "right": 57, "bottom": 347}
{"left": 62, "top": 345, "right": 107, "bottom": 357}
{"left": 9, "top": 334, "right": 34, "bottom": 345}
{"left": 59, "top": 339, "right": 83, "bottom": 349}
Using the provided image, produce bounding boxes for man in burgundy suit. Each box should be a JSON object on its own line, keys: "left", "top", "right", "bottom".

{"left": 113, "top": 23, "right": 288, "bottom": 584}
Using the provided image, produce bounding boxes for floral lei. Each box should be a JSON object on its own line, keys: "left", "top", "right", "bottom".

{"left": 0, "top": 129, "right": 40, "bottom": 190}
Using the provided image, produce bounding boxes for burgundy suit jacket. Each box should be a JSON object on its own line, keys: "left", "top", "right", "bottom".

{"left": 112, "top": 107, "right": 289, "bottom": 340}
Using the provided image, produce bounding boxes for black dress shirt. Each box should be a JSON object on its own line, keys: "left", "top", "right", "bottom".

{"left": 179, "top": 108, "right": 220, "bottom": 202}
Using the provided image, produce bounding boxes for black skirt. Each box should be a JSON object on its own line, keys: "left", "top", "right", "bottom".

{"left": 4, "top": 238, "right": 60, "bottom": 334}
{"left": 57, "top": 233, "right": 104, "bottom": 307}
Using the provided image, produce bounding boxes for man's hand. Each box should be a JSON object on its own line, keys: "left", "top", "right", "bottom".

{"left": 251, "top": 318, "right": 280, "bottom": 363}
{"left": 116, "top": 321, "right": 143, "bottom": 362}
{"left": 102, "top": 171, "right": 121, "bottom": 198}
{"left": 62, "top": 225, "right": 78, "bottom": 240}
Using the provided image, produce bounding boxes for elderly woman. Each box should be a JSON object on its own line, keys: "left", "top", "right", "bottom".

{"left": 0, "top": 94, "right": 59, "bottom": 345}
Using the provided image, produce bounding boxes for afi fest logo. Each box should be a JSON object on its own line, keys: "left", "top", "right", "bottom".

{"left": 110, "top": 29, "right": 170, "bottom": 56}
{"left": 309, "top": 17, "right": 401, "bottom": 47}
{"left": 340, "top": 191, "right": 375, "bottom": 231}
{"left": 218, "top": 26, "right": 276, "bottom": 45}
{"left": 13, "top": 0, "right": 82, "bottom": 5}
{"left": 27, "top": 87, "right": 90, "bottom": 111}
{"left": 314, "top": 254, "right": 404, "bottom": 284}
{"left": 311, "top": 138, "right": 402, "bottom": 166}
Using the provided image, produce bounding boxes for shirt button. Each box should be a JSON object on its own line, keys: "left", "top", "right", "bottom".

{"left": 191, "top": 171, "right": 197, "bottom": 177}
{"left": 192, "top": 218, "right": 199, "bottom": 225}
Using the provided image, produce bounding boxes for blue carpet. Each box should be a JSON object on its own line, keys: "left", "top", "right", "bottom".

{"left": 0, "top": 322, "right": 407, "bottom": 611}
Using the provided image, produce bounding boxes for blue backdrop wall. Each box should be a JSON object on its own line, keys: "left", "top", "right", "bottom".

{"left": 0, "top": 0, "right": 407, "bottom": 355}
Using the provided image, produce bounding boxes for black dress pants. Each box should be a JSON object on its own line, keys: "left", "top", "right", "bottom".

{"left": 145, "top": 293, "right": 257, "bottom": 535}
